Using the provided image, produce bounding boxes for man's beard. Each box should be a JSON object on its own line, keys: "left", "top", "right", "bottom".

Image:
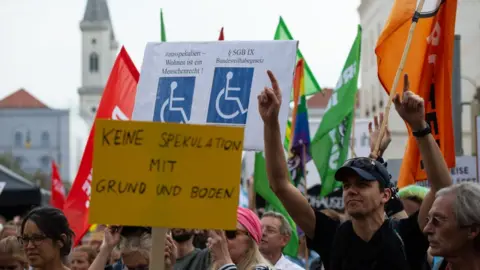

{"left": 172, "top": 231, "right": 194, "bottom": 243}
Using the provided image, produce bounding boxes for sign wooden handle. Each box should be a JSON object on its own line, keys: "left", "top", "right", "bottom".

{"left": 149, "top": 227, "right": 168, "bottom": 270}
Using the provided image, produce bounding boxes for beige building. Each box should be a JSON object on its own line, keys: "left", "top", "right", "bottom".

{"left": 357, "top": 0, "right": 480, "bottom": 158}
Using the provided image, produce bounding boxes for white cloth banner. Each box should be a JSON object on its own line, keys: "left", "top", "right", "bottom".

{"left": 133, "top": 41, "right": 298, "bottom": 150}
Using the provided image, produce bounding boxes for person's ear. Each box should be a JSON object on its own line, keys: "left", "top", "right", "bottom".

{"left": 382, "top": 187, "right": 392, "bottom": 204}
{"left": 468, "top": 226, "right": 480, "bottom": 240}
{"left": 57, "top": 233, "right": 68, "bottom": 249}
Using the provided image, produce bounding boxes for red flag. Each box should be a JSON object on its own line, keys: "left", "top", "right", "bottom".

{"left": 63, "top": 47, "right": 139, "bottom": 245}
{"left": 50, "top": 160, "right": 66, "bottom": 210}
{"left": 218, "top": 27, "right": 224, "bottom": 40}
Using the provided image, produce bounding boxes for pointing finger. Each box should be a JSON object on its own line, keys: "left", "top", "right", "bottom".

{"left": 267, "top": 70, "right": 280, "bottom": 92}
{"left": 403, "top": 74, "right": 410, "bottom": 94}
{"left": 368, "top": 122, "right": 373, "bottom": 135}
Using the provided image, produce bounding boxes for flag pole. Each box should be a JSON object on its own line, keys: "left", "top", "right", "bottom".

{"left": 373, "top": 0, "right": 426, "bottom": 157}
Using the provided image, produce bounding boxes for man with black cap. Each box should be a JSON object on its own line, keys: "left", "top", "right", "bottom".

{"left": 258, "top": 72, "right": 452, "bottom": 270}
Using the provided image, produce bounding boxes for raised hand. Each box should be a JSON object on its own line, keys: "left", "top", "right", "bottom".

{"left": 369, "top": 112, "right": 392, "bottom": 157}
{"left": 164, "top": 233, "right": 177, "bottom": 270}
{"left": 207, "top": 230, "right": 232, "bottom": 266}
{"left": 101, "top": 225, "right": 122, "bottom": 251}
{"left": 393, "top": 74, "right": 426, "bottom": 131}
{"left": 258, "top": 70, "right": 282, "bottom": 125}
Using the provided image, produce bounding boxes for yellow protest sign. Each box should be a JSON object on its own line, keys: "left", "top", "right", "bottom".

{"left": 89, "top": 120, "right": 244, "bottom": 230}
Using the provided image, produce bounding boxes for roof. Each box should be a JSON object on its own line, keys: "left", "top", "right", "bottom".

{"left": 0, "top": 89, "right": 49, "bottom": 109}
{"left": 307, "top": 88, "right": 360, "bottom": 109}
{"left": 82, "top": 0, "right": 116, "bottom": 41}
{"left": 82, "top": 0, "right": 111, "bottom": 22}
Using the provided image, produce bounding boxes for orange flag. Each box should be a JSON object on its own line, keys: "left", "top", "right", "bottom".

{"left": 376, "top": 0, "right": 458, "bottom": 188}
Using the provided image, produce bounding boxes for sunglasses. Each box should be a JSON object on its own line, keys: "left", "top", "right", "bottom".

{"left": 225, "top": 230, "right": 249, "bottom": 240}
{"left": 343, "top": 157, "right": 377, "bottom": 172}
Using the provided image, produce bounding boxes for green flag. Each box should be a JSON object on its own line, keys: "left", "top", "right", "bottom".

{"left": 160, "top": 9, "right": 167, "bottom": 42}
{"left": 254, "top": 152, "right": 298, "bottom": 257}
{"left": 274, "top": 17, "right": 321, "bottom": 99}
{"left": 312, "top": 25, "right": 362, "bottom": 197}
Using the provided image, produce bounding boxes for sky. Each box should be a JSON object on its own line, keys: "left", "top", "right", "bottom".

{"left": 0, "top": 0, "right": 361, "bottom": 179}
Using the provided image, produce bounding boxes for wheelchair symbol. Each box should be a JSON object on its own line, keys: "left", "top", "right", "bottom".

{"left": 159, "top": 81, "right": 189, "bottom": 123}
{"left": 215, "top": 71, "right": 248, "bottom": 120}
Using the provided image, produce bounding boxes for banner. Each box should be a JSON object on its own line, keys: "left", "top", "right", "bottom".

{"left": 63, "top": 47, "right": 139, "bottom": 245}
{"left": 312, "top": 26, "right": 362, "bottom": 197}
{"left": 132, "top": 41, "right": 297, "bottom": 151}
{"left": 376, "top": 0, "right": 457, "bottom": 187}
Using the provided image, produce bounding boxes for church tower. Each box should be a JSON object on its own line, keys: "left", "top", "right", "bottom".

{"left": 78, "top": 0, "right": 118, "bottom": 126}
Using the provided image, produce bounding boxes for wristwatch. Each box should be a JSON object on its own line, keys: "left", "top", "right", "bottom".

{"left": 412, "top": 123, "right": 431, "bottom": 138}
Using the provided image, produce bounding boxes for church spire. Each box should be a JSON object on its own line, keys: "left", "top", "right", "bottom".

{"left": 80, "top": 0, "right": 117, "bottom": 42}
{"left": 82, "top": 0, "right": 112, "bottom": 23}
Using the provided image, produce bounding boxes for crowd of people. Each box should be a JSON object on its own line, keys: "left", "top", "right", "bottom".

{"left": 0, "top": 71, "right": 479, "bottom": 270}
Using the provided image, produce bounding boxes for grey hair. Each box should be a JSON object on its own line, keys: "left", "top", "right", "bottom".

{"left": 436, "top": 182, "right": 480, "bottom": 227}
{"left": 262, "top": 211, "right": 292, "bottom": 236}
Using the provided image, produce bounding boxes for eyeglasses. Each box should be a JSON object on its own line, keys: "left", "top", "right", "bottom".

{"left": 17, "top": 234, "right": 47, "bottom": 246}
{"left": 225, "top": 230, "right": 249, "bottom": 240}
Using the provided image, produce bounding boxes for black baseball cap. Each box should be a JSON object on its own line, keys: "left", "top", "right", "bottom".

{"left": 335, "top": 157, "right": 391, "bottom": 187}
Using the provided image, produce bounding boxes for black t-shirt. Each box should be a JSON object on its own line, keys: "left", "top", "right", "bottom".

{"left": 306, "top": 211, "right": 429, "bottom": 270}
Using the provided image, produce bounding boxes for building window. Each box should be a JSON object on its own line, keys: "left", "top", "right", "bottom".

{"left": 41, "top": 131, "right": 50, "bottom": 147}
{"left": 366, "top": 109, "right": 370, "bottom": 117}
{"left": 91, "top": 38, "right": 97, "bottom": 44}
{"left": 379, "top": 99, "right": 384, "bottom": 108}
{"left": 89, "top": 52, "right": 99, "bottom": 73}
{"left": 91, "top": 106, "right": 97, "bottom": 113}
{"left": 14, "top": 132, "right": 22, "bottom": 147}
{"left": 40, "top": 156, "right": 50, "bottom": 171}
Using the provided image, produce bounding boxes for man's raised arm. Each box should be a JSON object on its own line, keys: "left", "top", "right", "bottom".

{"left": 393, "top": 75, "right": 452, "bottom": 229}
{"left": 257, "top": 70, "right": 316, "bottom": 238}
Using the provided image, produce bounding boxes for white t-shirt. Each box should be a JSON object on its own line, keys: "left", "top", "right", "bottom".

{"left": 274, "top": 255, "right": 305, "bottom": 270}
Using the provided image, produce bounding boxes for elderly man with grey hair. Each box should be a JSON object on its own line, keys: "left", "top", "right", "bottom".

{"left": 424, "top": 182, "right": 480, "bottom": 270}
{"left": 259, "top": 211, "right": 304, "bottom": 270}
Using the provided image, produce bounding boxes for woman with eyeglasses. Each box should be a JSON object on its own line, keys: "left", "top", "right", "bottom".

{"left": 207, "top": 207, "right": 273, "bottom": 270}
{"left": 19, "top": 206, "right": 74, "bottom": 270}
{"left": 0, "top": 236, "right": 28, "bottom": 270}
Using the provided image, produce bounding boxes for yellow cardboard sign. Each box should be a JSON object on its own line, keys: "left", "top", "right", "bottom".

{"left": 89, "top": 120, "right": 244, "bottom": 230}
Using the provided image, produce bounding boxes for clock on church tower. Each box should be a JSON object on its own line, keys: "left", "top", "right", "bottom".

{"left": 77, "top": 0, "right": 119, "bottom": 127}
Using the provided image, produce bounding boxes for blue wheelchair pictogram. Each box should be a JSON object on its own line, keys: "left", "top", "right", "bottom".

{"left": 153, "top": 76, "right": 195, "bottom": 123}
{"left": 207, "top": 67, "right": 254, "bottom": 124}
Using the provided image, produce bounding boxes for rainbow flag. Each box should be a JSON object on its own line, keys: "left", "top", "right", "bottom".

{"left": 287, "top": 60, "right": 311, "bottom": 193}
{"left": 286, "top": 60, "right": 311, "bottom": 157}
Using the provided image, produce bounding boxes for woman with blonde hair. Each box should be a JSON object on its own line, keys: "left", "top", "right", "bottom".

{"left": 0, "top": 235, "right": 28, "bottom": 270}
{"left": 207, "top": 207, "right": 273, "bottom": 270}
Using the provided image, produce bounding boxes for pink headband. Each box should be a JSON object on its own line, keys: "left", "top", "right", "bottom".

{"left": 237, "top": 207, "right": 262, "bottom": 244}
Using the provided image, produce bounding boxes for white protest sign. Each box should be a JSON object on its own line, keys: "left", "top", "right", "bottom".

{"left": 133, "top": 41, "right": 298, "bottom": 150}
